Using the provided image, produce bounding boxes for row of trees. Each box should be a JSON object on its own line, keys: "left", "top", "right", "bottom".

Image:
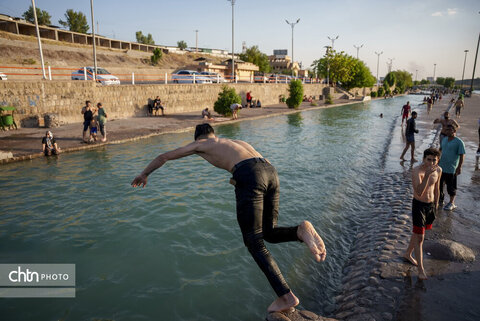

{"left": 311, "top": 50, "right": 376, "bottom": 90}
{"left": 23, "top": 6, "right": 89, "bottom": 33}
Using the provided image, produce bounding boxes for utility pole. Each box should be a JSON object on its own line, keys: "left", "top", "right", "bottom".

{"left": 375, "top": 51, "right": 383, "bottom": 87}
{"left": 386, "top": 58, "right": 394, "bottom": 74}
{"left": 415, "top": 69, "right": 418, "bottom": 82}
{"left": 353, "top": 44, "right": 363, "bottom": 59}
{"left": 90, "top": 0, "right": 97, "bottom": 79}
{"left": 433, "top": 63, "right": 437, "bottom": 83}
{"left": 228, "top": 0, "right": 235, "bottom": 82}
{"left": 31, "top": 0, "right": 46, "bottom": 79}
{"left": 286, "top": 18, "right": 300, "bottom": 76}
{"left": 324, "top": 46, "right": 331, "bottom": 86}
{"left": 461, "top": 50, "right": 469, "bottom": 89}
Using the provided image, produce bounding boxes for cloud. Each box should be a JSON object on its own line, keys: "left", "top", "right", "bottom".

{"left": 431, "top": 11, "right": 443, "bottom": 17}
{"left": 447, "top": 8, "right": 458, "bottom": 15}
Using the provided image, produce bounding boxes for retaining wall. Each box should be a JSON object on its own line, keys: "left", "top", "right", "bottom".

{"left": 0, "top": 81, "right": 332, "bottom": 127}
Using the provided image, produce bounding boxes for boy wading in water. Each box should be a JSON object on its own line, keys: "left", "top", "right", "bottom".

{"left": 403, "top": 148, "right": 442, "bottom": 280}
{"left": 131, "top": 124, "right": 327, "bottom": 312}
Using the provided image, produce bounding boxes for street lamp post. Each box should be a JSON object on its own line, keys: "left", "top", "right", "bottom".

{"left": 90, "top": 0, "right": 97, "bottom": 80}
{"left": 375, "top": 51, "right": 383, "bottom": 87}
{"left": 195, "top": 30, "right": 199, "bottom": 53}
{"left": 461, "top": 50, "right": 469, "bottom": 89}
{"left": 353, "top": 44, "right": 363, "bottom": 59}
{"left": 415, "top": 69, "right": 418, "bottom": 82}
{"left": 328, "top": 35, "right": 339, "bottom": 50}
{"left": 470, "top": 32, "right": 480, "bottom": 93}
{"left": 285, "top": 18, "right": 300, "bottom": 76}
{"left": 227, "top": 0, "right": 235, "bottom": 82}
{"left": 433, "top": 63, "right": 437, "bottom": 83}
{"left": 31, "top": 0, "right": 46, "bottom": 79}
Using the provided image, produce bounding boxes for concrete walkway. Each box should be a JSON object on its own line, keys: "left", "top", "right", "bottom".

{"left": 0, "top": 98, "right": 356, "bottom": 164}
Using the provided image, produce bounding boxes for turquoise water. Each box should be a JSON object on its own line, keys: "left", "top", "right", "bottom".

{"left": 0, "top": 96, "right": 419, "bottom": 320}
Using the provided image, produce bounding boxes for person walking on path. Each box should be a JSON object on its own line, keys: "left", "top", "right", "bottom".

{"left": 81, "top": 100, "right": 96, "bottom": 143}
{"left": 433, "top": 111, "right": 459, "bottom": 143}
{"left": 454, "top": 97, "right": 465, "bottom": 119}
{"left": 438, "top": 125, "right": 465, "bottom": 211}
{"left": 97, "top": 103, "right": 108, "bottom": 142}
{"left": 403, "top": 148, "right": 442, "bottom": 280}
{"left": 400, "top": 111, "right": 419, "bottom": 162}
{"left": 131, "top": 123, "right": 327, "bottom": 313}
{"left": 401, "top": 101, "right": 411, "bottom": 126}
{"left": 246, "top": 91, "right": 252, "bottom": 108}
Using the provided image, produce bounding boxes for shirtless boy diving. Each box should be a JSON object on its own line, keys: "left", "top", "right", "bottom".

{"left": 403, "top": 148, "right": 442, "bottom": 280}
{"left": 131, "top": 123, "right": 327, "bottom": 312}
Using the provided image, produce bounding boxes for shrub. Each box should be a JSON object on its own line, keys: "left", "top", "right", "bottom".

{"left": 377, "top": 87, "right": 385, "bottom": 97}
{"left": 286, "top": 79, "right": 303, "bottom": 109}
{"left": 370, "top": 91, "right": 377, "bottom": 98}
{"left": 22, "top": 58, "right": 36, "bottom": 65}
{"left": 214, "top": 85, "right": 241, "bottom": 116}
{"left": 325, "top": 93, "right": 333, "bottom": 105}
{"left": 150, "top": 48, "right": 163, "bottom": 65}
{"left": 310, "top": 101, "right": 318, "bottom": 106}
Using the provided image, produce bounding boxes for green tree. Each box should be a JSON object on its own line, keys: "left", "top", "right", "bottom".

{"left": 286, "top": 79, "right": 304, "bottom": 109}
{"left": 420, "top": 79, "right": 430, "bottom": 85}
{"left": 436, "top": 77, "right": 445, "bottom": 86}
{"left": 22, "top": 6, "right": 51, "bottom": 25}
{"left": 59, "top": 9, "right": 89, "bottom": 33}
{"left": 238, "top": 46, "right": 271, "bottom": 73}
{"left": 383, "top": 72, "right": 396, "bottom": 87}
{"left": 214, "top": 86, "right": 241, "bottom": 116}
{"left": 444, "top": 77, "right": 455, "bottom": 88}
{"left": 177, "top": 40, "right": 187, "bottom": 50}
{"left": 150, "top": 48, "right": 163, "bottom": 65}
{"left": 136, "top": 31, "right": 155, "bottom": 45}
{"left": 377, "top": 87, "right": 385, "bottom": 97}
{"left": 342, "top": 60, "right": 376, "bottom": 90}
{"left": 311, "top": 50, "right": 356, "bottom": 85}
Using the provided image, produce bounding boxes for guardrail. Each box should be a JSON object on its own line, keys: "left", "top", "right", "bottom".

{"left": 0, "top": 65, "right": 321, "bottom": 85}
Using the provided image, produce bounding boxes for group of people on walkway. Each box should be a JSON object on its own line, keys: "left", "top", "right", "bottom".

{"left": 81, "top": 100, "right": 108, "bottom": 143}
{"left": 400, "top": 95, "right": 467, "bottom": 280}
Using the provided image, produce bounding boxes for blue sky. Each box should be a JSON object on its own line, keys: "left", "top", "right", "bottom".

{"left": 1, "top": 0, "right": 479, "bottom": 80}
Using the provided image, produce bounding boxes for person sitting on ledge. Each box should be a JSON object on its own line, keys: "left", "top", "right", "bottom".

{"left": 256, "top": 99, "right": 262, "bottom": 108}
{"left": 201, "top": 107, "right": 214, "bottom": 121}
{"left": 131, "top": 123, "right": 327, "bottom": 313}
{"left": 42, "top": 131, "right": 61, "bottom": 156}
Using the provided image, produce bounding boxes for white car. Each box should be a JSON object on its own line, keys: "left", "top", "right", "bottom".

{"left": 0, "top": 72, "right": 7, "bottom": 80}
{"left": 71, "top": 67, "right": 120, "bottom": 85}
{"left": 199, "top": 71, "right": 227, "bottom": 83}
{"left": 171, "top": 70, "right": 212, "bottom": 84}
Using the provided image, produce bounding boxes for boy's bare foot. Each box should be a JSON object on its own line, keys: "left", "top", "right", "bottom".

{"left": 267, "top": 291, "right": 299, "bottom": 313}
{"left": 418, "top": 268, "right": 428, "bottom": 280}
{"left": 297, "top": 221, "right": 327, "bottom": 262}
{"left": 402, "top": 254, "right": 418, "bottom": 266}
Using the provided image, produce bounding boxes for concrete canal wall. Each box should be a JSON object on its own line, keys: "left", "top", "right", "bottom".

{"left": 0, "top": 81, "right": 371, "bottom": 127}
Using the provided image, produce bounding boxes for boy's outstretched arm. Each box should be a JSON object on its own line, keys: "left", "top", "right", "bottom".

{"left": 131, "top": 142, "right": 199, "bottom": 188}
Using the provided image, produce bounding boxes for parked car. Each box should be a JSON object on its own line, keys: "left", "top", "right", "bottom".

{"left": 253, "top": 73, "right": 268, "bottom": 83}
{"left": 199, "top": 71, "right": 227, "bottom": 83}
{"left": 268, "top": 74, "right": 293, "bottom": 83}
{"left": 171, "top": 70, "right": 213, "bottom": 84}
{"left": 0, "top": 72, "right": 7, "bottom": 80}
{"left": 71, "top": 67, "right": 120, "bottom": 85}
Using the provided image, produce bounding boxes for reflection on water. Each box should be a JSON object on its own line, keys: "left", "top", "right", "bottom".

{"left": 0, "top": 96, "right": 421, "bottom": 320}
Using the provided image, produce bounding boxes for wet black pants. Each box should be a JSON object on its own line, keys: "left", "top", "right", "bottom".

{"left": 232, "top": 158, "right": 300, "bottom": 297}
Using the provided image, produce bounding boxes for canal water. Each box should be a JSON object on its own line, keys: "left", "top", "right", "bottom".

{"left": 0, "top": 96, "right": 420, "bottom": 320}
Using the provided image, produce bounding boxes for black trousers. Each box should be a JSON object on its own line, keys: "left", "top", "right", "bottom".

{"left": 232, "top": 158, "right": 299, "bottom": 297}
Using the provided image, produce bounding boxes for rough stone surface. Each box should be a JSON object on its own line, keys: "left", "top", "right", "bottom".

{"left": 266, "top": 309, "right": 338, "bottom": 321}
{"left": 424, "top": 239, "right": 476, "bottom": 262}
{"left": 44, "top": 113, "right": 60, "bottom": 128}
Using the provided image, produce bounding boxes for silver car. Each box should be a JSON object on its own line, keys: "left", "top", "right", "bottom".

{"left": 171, "top": 70, "right": 212, "bottom": 84}
{"left": 0, "top": 72, "right": 7, "bottom": 81}
{"left": 71, "top": 67, "right": 120, "bottom": 85}
{"left": 199, "top": 71, "right": 227, "bottom": 83}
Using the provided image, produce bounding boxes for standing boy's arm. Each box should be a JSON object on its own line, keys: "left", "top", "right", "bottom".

{"left": 412, "top": 168, "right": 435, "bottom": 199}
{"left": 434, "top": 167, "right": 442, "bottom": 208}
